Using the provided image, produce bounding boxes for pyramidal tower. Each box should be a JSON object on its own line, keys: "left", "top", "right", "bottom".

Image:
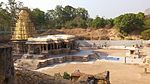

{"left": 12, "top": 7, "right": 37, "bottom": 55}
{"left": 12, "top": 7, "right": 36, "bottom": 40}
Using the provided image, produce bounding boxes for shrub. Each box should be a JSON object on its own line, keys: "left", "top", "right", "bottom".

{"left": 114, "top": 13, "right": 144, "bottom": 35}
{"left": 63, "top": 72, "right": 70, "bottom": 80}
{"left": 141, "top": 29, "right": 150, "bottom": 40}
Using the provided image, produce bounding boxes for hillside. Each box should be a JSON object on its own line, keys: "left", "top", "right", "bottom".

{"left": 42, "top": 28, "right": 141, "bottom": 40}
{"left": 0, "top": 28, "right": 141, "bottom": 41}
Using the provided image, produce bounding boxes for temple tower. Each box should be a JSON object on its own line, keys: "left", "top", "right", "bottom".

{"left": 0, "top": 44, "right": 14, "bottom": 84}
{"left": 11, "top": 7, "right": 37, "bottom": 55}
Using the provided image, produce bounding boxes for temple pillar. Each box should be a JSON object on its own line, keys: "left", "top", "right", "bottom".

{"left": 28, "top": 45, "right": 30, "bottom": 54}
{"left": 57, "top": 43, "right": 59, "bottom": 49}
{"left": 46, "top": 44, "right": 48, "bottom": 52}
{"left": 50, "top": 44, "right": 52, "bottom": 49}
{"left": 58, "top": 43, "right": 60, "bottom": 49}
{"left": 39, "top": 45, "right": 42, "bottom": 54}
{"left": 41, "top": 44, "right": 43, "bottom": 53}
{"left": 53, "top": 43, "right": 56, "bottom": 49}
{"left": 51, "top": 43, "right": 53, "bottom": 49}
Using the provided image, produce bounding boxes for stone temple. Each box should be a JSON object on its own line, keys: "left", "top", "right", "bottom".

{"left": 11, "top": 7, "right": 78, "bottom": 58}
{"left": 26, "top": 35, "right": 77, "bottom": 55}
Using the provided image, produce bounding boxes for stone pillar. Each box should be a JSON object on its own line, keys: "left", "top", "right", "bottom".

{"left": 0, "top": 45, "right": 14, "bottom": 84}
{"left": 12, "top": 41, "right": 27, "bottom": 55}
{"left": 56, "top": 43, "right": 59, "bottom": 49}
{"left": 51, "top": 43, "right": 53, "bottom": 49}
{"left": 54, "top": 43, "right": 56, "bottom": 49}
{"left": 49, "top": 44, "right": 51, "bottom": 49}
{"left": 41, "top": 44, "right": 44, "bottom": 53}
{"left": 39, "top": 45, "right": 42, "bottom": 54}
{"left": 28, "top": 45, "right": 30, "bottom": 54}
{"left": 46, "top": 44, "right": 48, "bottom": 51}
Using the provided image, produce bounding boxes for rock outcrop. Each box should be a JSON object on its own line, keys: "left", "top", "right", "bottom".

{"left": 15, "top": 69, "right": 71, "bottom": 84}
{"left": 0, "top": 44, "right": 14, "bottom": 84}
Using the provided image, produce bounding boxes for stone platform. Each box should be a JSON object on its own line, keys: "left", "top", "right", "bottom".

{"left": 15, "top": 51, "right": 98, "bottom": 70}
{"left": 15, "top": 50, "right": 98, "bottom": 70}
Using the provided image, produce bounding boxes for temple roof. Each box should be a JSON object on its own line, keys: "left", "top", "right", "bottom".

{"left": 27, "top": 34, "right": 75, "bottom": 42}
{"left": 0, "top": 44, "right": 11, "bottom": 48}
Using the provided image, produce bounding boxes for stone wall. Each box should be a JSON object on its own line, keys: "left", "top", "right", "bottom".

{"left": 16, "top": 54, "right": 97, "bottom": 70}
{"left": 37, "top": 54, "right": 97, "bottom": 69}
{"left": 77, "top": 40, "right": 144, "bottom": 47}
{"left": 0, "top": 45, "right": 14, "bottom": 84}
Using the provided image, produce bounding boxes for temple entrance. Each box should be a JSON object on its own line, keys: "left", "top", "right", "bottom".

{"left": 34, "top": 46, "right": 41, "bottom": 54}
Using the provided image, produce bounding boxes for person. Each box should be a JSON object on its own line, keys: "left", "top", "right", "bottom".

{"left": 104, "top": 42, "right": 107, "bottom": 47}
{"left": 93, "top": 43, "right": 96, "bottom": 48}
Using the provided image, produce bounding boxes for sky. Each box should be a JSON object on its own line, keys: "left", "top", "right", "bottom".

{"left": 1, "top": 0, "right": 150, "bottom": 18}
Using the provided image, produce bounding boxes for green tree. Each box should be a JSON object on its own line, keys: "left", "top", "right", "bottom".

{"left": 55, "top": 5, "right": 65, "bottom": 28}
{"left": 105, "top": 18, "right": 114, "bottom": 28}
{"left": 136, "top": 12, "right": 145, "bottom": 20}
{"left": 0, "top": 2, "right": 4, "bottom": 7}
{"left": 114, "top": 13, "right": 144, "bottom": 35}
{"left": 0, "top": 8, "right": 11, "bottom": 33}
{"left": 45, "top": 9, "right": 57, "bottom": 28}
{"left": 76, "top": 7, "right": 89, "bottom": 20}
{"left": 6, "top": 0, "right": 23, "bottom": 22}
{"left": 65, "top": 16, "right": 87, "bottom": 28}
{"left": 86, "top": 18, "right": 93, "bottom": 28}
{"left": 46, "top": 5, "right": 89, "bottom": 29}
{"left": 0, "top": 0, "right": 23, "bottom": 34}
{"left": 141, "top": 29, "right": 150, "bottom": 40}
{"left": 91, "top": 16, "right": 106, "bottom": 28}
{"left": 144, "top": 19, "right": 150, "bottom": 30}
{"left": 65, "top": 21, "right": 77, "bottom": 29}
{"left": 31, "top": 8, "right": 46, "bottom": 31}
{"left": 63, "top": 5, "right": 76, "bottom": 21}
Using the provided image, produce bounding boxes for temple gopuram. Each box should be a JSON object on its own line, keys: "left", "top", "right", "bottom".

{"left": 11, "top": 7, "right": 37, "bottom": 56}
{"left": 12, "top": 7, "right": 78, "bottom": 57}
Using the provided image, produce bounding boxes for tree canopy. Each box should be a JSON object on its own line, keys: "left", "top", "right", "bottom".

{"left": 0, "top": 8, "right": 11, "bottom": 33}
{"left": 31, "top": 8, "right": 46, "bottom": 30}
{"left": 0, "top": 0, "right": 150, "bottom": 39}
{"left": 141, "top": 29, "right": 150, "bottom": 40}
{"left": 114, "top": 13, "right": 144, "bottom": 35}
{"left": 45, "top": 5, "right": 89, "bottom": 29}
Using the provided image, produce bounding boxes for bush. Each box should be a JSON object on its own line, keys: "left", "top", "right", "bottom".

{"left": 114, "top": 13, "right": 144, "bottom": 35}
{"left": 144, "top": 19, "right": 150, "bottom": 30}
{"left": 65, "top": 16, "right": 87, "bottom": 29}
{"left": 141, "top": 29, "right": 150, "bottom": 40}
{"left": 63, "top": 72, "right": 70, "bottom": 80}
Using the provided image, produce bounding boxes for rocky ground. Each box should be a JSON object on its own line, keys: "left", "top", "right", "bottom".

{"left": 15, "top": 69, "right": 71, "bottom": 84}
{"left": 37, "top": 60, "right": 150, "bottom": 84}
{"left": 35, "top": 47, "right": 150, "bottom": 84}
{"left": 0, "top": 28, "right": 141, "bottom": 41}
{"left": 42, "top": 28, "right": 141, "bottom": 40}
